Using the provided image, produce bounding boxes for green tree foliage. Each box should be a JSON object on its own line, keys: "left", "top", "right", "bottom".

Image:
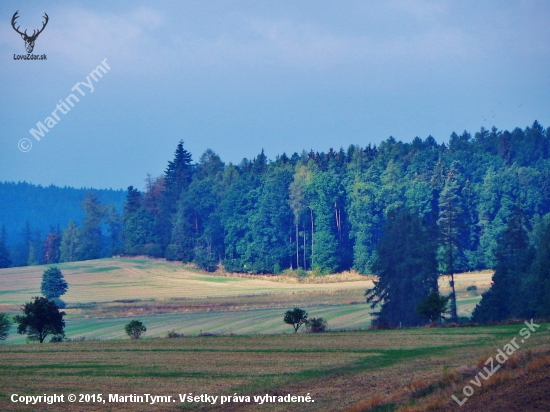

{"left": 124, "top": 208, "right": 157, "bottom": 253}
{"left": 288, "top": 165, "right": 311, "bottom": 270}
{"left": 60, "top": 220, "right": 79, "bottom": 263}
{"left": 309, "top": 171, "right": 341, "bottom": 273}
{"left": 4, "top": 121, "right": 550, "bottom": 277}
{"left": 78, "top": 192, "right": 106, "bottom": 260}
{"left": 43, "top": 227, "right": 61, "bottom": 264}
{"left": 437, "top": 169, "right": 466, "bottom": 321}
{"left": 416, "top": 291, "right": 449, "bottom": 325}
{"left": 40, "top": 267, "right": 68, "bottom": 299}
{"left": 472, "top": 204, "right": 534, "bottom": 323}
{"left": 366, "top": 208, "right": 438, "bottom": 328}
{"left": 14, "top": 297, "right": 65, "bottom": 343}
{"left": 124, "top": 320, "right": 146, "bottom": 339}
{"left": 528, "top": 216, "right": 550, "bottom": 318}
{"left": 106, "top": 204, "right": 122, "bottom": 256}
{"left": 283, "top": 308, "right": 308, "bottom": 333}
{"left": 0, "top": 313, "right": 11, "bottom": 341}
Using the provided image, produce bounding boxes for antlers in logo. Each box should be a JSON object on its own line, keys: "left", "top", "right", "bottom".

{"left": 12, "top": 11, "right": 49, "bottom": 54}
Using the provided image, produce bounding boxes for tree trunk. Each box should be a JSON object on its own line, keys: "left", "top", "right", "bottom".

{"left": 296, "top": 223, "right": 299, "bottom": 269}
{"left": 303, "top": 228, "right": 307, "bottom": 271}
{"left": 310, "top": 209, "right": 314, "bottom": 267}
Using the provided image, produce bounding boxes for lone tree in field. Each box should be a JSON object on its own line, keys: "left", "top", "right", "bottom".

{"left": 14, "top": 297, "right": 65, "bottom": 343}
{"left": 284, "top": 308, "right": 308, "bottom": 333}
{"left": 125, "top": 320, "right": 147, "bottom": 339}
{"left": 41, "top": 267, "right": 68, "bottom": 299}
{"left": 416, "top": 291, "right": 449, "bottom": 326}
{"left": 0, "top": 313, "right": 11, "bottom": 341}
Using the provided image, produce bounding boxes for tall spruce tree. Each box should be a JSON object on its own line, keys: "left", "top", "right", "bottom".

{"left": 366, "top": 207, "right": 438, "bottom": 328}
{"left": 161, "top": 141, "right": 194, "bottom": 249}
{"left": 78, "top": 192, "right": 106, "bottom": 260}
{"left": 472, "top": 203, "right": 533, "bottom": 322}
{"left": 437, "top": 170, "right": 465, "bottom": 322}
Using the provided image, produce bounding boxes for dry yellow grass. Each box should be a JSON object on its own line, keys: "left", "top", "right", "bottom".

{"left": 0, "top": 257, "right": 493, "bottom": 309}
{"left": 0, "top": 257, "right": 375, "bottom": 306}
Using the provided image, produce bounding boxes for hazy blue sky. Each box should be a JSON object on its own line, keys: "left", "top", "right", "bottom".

{"left": 1, "top": 1, "right": 549, "bottom": 190}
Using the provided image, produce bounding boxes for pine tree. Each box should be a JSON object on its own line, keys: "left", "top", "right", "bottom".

{"left": 366, "top": 207, "right": 438, "bottom": 328}
{"left": 472, "top": 203, "right": 533, "bottom": 322}
{"left": 437, "top": 170, "right": 465, "bottom": 322}
{"left": 41, "top": 267, "right": 68, "bottom": 299}
{"left": 78, "top": 192, "right": 106, "bottom": 260}
{"left": 159, "top": 141, "right": 194, "bottom": 248}
{"left": 122, "top": 186, "right": 142, "bottom": 224}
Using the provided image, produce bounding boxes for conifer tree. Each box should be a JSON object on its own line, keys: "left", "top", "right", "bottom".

{"left": 60, "top": 221, "right": 79, "bottom": 263}
{"left": 366, "top": 207, "right": 438, "bottom": 328}
{"left": 78, "top": 192, "right": 106, "bottom": 260}
{"left": 43, "top": 227, "right": 61, "bottom": 264}
{"left": 40, "top": 267, "right": 68, "bottom": 300}
{"left": 437, "top": 170, "right": 465, "bottom": 322}
{"left": 472, "top": 203, "right": 533, "bottom": 322}
{"left": 0, "top": 225, "right": 11, "bottom": 268}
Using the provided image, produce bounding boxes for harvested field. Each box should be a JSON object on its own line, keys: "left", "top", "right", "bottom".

{"left": 0, "top": 323, "right": 548, "bottom": 411}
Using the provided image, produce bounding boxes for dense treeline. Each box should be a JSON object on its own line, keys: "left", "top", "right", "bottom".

{"left": 0, "top": 183, "right": 125, "bottom": 266}
{"left": 2, "top": 121, "right": 550, "bottom": 280}
{"left": 118, "top": 120, "right": 550, "bottom": 276}
{"left": 2, "top": 121, "right": 549, "bottom": 324}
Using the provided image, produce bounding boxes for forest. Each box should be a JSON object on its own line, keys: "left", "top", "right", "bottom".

{"left": 1, "top": 120, "right": 550, "bottom": 324}
{"left": 1, "top": 121, "right": 549, "bottom": 274}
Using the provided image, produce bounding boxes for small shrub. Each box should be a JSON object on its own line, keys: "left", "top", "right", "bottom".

{"left": 306, "top": 317, "right": 327, "bottom": 333}
{"left": 466, "top": 285, "right": 477, "bottom": 291}
{"left": 166, "top": 330, "right": 183, "bottom": 338}
{"left": 49, "top": 334, "right": 64, "bottom": 343}
{"left": 198, "top": 331, "right": 216, "bottom": 337}
{"left": 124, "top": 320, "right": 146, "bottom": 339}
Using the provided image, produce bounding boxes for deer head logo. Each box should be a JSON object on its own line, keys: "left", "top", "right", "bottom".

{"left": 11, "top": 11, "right": 49, "bottom": 54}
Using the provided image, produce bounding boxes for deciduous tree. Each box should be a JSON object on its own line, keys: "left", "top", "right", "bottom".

{"left": 124, "top": 320, "right": 146, "bottom": 339}
{"left": 283, "top": 308, "right": 308, "bottom": 333}
{"left": 14, "top": 297, "right": 65, "bottom": 343}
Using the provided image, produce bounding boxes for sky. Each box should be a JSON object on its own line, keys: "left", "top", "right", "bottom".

{"left": 1, "top": 0, "right": 549, "bottom": 190}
